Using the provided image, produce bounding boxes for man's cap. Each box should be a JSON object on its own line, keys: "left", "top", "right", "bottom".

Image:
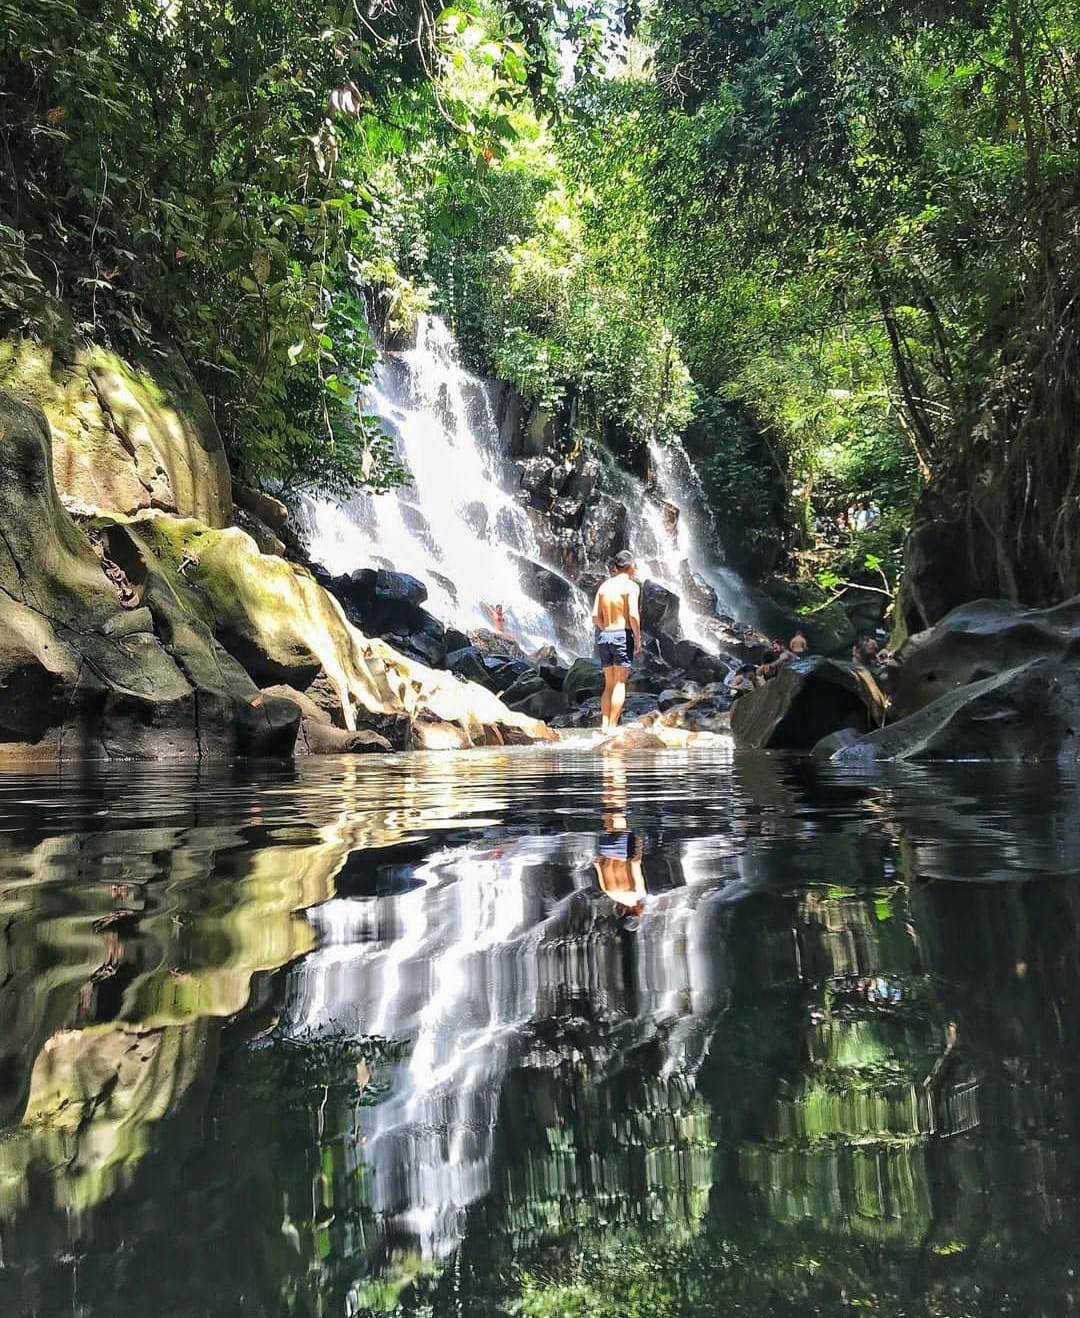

{"left": 613, "top": 550, "right": 635, "bottom": 569}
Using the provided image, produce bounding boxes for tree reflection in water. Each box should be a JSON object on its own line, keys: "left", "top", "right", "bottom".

{"left": 0, "top": 753, "right": 1078, "bottom": 1316}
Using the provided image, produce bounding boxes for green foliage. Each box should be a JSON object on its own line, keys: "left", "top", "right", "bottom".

{"left": 0, "top": 0, "right": 580, "bottom": 498}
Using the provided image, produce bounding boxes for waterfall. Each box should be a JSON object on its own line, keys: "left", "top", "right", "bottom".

{"left": 306, "top": 316, "right": 591, "bottom": 653}
{"left": 306, "top": 314, "right": 748, "bottom": 657}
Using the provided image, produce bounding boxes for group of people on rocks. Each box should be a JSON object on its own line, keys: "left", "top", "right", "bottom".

{"left": 487, "top": 551, "right": 900, "bottom": 732}
{"left": 727, "top": 629, "right": 809, "bottom": 696}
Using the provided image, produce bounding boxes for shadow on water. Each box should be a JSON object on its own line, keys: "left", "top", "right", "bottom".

{"left": 0, "top": 750, "right": 1079, "bottom": 1316}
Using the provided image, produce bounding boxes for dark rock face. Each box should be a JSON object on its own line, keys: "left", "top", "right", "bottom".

{"left": 900, "top": 517, "right": 991, "bottom": 633}
{"left": 508, "top": 687, "right": 572, "bottom": 721}
{"left": 670, "top": 639, "right": 728, "bottom": 684}
{"left": 447, "top": 646, "right": 491, "bottom": 688}
{"left": 233, "top": 485, "right": 289, "bottom": 538}
{"left": 323, "top": 567, "right": 447, "bottom": 668}
{"left": 730, "top": 657, "right": 887, "bottom": 750}
{"left": 0, "top": 394, "right": 300, "bottom": 760}
{"left": 263, "top": 684, "right": 393, "bottom": 755}
{"left": 832, "top": 659, "right": 1080, "bottom": 763}
{"left": 640, "top": 579, "right": 682, "bottom": 639}
{"left": 890, "top": 597, "right": 1080, "bottom": 721}
{"left": 579, "top": 495, "right": 629, "bottom": 569}
{"left": 551, "top": 692, "right": 659, "bottom": 729}
{"left": 511, "top": 554, "right": 575, "bottom": 608}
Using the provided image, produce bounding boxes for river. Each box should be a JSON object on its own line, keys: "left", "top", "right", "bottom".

{"left": 1, "top": 748, "right": 1078, "bottom": 1317}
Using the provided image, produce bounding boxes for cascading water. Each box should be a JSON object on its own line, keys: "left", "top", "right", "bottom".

{"left": 307, "top": 316, "right": 592, "bottom": 654}
{"left": 306, "top": 314, "right": 749, "bottom": 658}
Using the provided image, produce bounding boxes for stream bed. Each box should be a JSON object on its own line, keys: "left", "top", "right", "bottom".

{"left": 2, "top": 747, "right": 1079, "bottom": 1317}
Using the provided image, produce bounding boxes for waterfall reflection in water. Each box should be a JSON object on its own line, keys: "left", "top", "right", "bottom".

{"left": 0, "top": 752, "right": 1079, "bottom": 1317}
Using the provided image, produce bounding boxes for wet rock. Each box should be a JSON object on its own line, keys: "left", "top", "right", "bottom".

{"left": 563, "top": 657, "right": 604, "bottom": 703}
{"left": 516, "top": 456, "right": 558, "bottom": 510}
{"left": 400, "top": 626, "right": 446, "bottom": 668}
{"left": 231, "top": 505, "right": 286, "bottom": 557}
{"left": 411, "top": 718, "right": 474, "bottom": 751}
{"left": 528, "top": 644, "right": 560, "bottom": 667}
{"left": 596, "top": 727, "right": 667, "bottom": 751}
{"left": 264, "top": 684, "right": 393, "bottom": 755}
{"left": 899, "top": 516, "right": 989, "bottom": 633}
{"left": 889, "top": 597, "right": 1080, "bottom": 721}
{"left": 671, "top": 639, "right": 728, "bottom": 684}
{"left": 429, "top": 570, "right": 460, "bottom": 606}
{"left": 811, "top": 728, "right": 862, "bottom": 760}
{"left": 500, "top": 670, "right": 548, "bottom": 707}
{"left": 491, "top": 379, "right": 527, "bottom": 456}
{"left": 832, "top": 658, "right": 1080, "bottom": 763}
{"left": 468, "top": 629, "right": 527, "bottom": 662}
{"left": 447, "top": 646, "right": 492, "bottom": 688}
{"left": 579, "top": 494, "right": 628, "bottom": 567}
{"left": 489, "top": 659, "right": 533, "bottom": 693}
{"left": 550, "top": 693, "right": 658, "bottom": 729}
{"left": 510, "top": 688, "right": 571, "bottom": 721}
{"left": 511, "top": 553, "right": 575, "bottom": 609}
{"left": 626, "top": 649, "right": 680, "bottom": 695}
{"left": 678, "top": 563, "right": 719, "bottom": 616}
{"left": 730, "top": 657, "right": 887, "bottom": 751}
{"left": 234, "top": 485, "right": 288, "bottom": 538}
{"left": 658, "top": 688, "right": 693, "bottom": 711}
{"left": 374, "top": 568, "right": 427, "bottom": 607}
{"left": 660, "top": 692, "right": 732, "bottom": 734}
{"left": 0, "top": 393, "right": 299, "bottom": 760}
{"left": 640, "top": 579, "right": 681, "bottom": 638}
{"left": 539, "top": 661, "right": 569, "bottom": 690}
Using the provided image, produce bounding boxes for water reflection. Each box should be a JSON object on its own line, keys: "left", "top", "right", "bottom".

{"left": 0, "top": 753, "right": 1080, "bottom": 1316}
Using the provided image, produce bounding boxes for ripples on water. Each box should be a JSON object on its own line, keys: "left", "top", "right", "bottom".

{"left": 1, "top": 748, "right": 1079, "bottom": 1317}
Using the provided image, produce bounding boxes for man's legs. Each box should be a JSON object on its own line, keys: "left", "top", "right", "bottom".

{"left": 601, "top": 664, "right": 631, "bottom": 730}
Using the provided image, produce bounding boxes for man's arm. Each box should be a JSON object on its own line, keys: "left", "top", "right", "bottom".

{"left": 627, "top": 584, "right": 642, "bottom": 654}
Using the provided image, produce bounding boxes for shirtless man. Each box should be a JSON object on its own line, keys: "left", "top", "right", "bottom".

{"left": 592, "top": 551, "right": 642, "bottom": 731}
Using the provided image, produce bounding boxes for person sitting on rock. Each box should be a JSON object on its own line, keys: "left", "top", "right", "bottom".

{"left": 728, "top": 663, "right": 758, "bottom": 696}
{"left": 592, "top": 551, "right": 642, "bottom": 731}
{"left": 852, "top": 635, "right": 879, "bottom": 666}
{"left": 788, "top": 629, "right": 809, "bottom": 654}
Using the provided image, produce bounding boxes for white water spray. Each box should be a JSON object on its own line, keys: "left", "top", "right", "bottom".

{"left": 306, "top": 315, "right": 748, "bottom": 656}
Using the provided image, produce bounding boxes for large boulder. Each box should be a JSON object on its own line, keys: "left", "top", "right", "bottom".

{"left": 563, "top": 657, "right": 604, "bottom": 703}
{"left": 0, "top": 393, "right": 296, "bottom": 760}
{"left": 899, "top": 516, "right": 991, "bottom": 633}
{"left": 0, "top": 324, "right": 231, "bottom": 525}
{"left": 832, "top": 659, "right": 1080, "bottom": 763}
{"left": 104, "top": 514, "right": 557, "bottom": 751}
{"left": 640, "top": 579, "right": 682, "bottom": 639}
{"left": 730, "top": 657, "right": 887, "bottom": 750}
{"left": 579, "top": 494, "right": 628, "bottom": 567}
{"left": 889, "top": 597, "right": 1080, "bottom": 721}
{"left": 263, "top": 685, "right": 393, "bottom": 756}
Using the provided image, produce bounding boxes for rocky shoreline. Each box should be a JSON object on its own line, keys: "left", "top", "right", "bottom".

{"left": 3, "top": 317, "right": 1079, "bottom": 764}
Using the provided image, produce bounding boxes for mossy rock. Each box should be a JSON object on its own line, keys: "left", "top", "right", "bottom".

{"left": 0, "top": 309, "right": 230, "bottom": 525}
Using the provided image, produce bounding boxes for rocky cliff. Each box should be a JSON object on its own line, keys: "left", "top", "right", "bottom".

{"left": 0, "top": 331, "right": 554, "bottom": 760}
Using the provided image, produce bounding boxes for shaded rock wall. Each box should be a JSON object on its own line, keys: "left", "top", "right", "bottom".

{"left": 0, "top": 318, "right": 231, "bottom": 527}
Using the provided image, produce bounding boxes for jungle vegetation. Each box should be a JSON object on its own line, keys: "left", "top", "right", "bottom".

{"left": 2, "top": 0, "right": 1078, "bottom": 600}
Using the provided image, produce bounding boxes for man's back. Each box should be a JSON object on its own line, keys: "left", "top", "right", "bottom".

{"left": 593, "top": 574, "right": 640, "bottom": 630}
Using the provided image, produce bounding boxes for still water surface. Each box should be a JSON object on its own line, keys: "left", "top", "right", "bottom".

{"left": 1, "top": 748, "right": 1079, "bottom": 1317}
